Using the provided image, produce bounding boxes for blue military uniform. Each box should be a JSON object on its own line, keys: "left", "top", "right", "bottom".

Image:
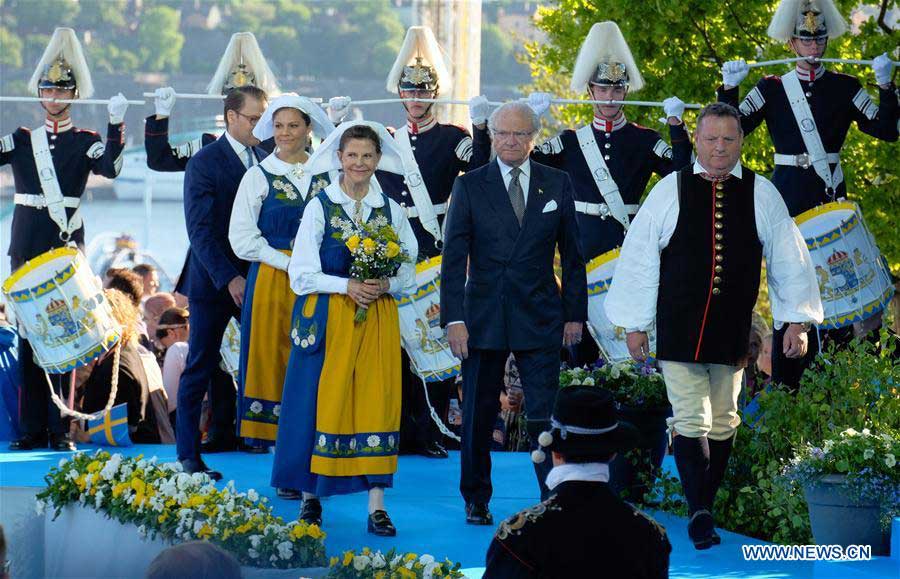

{"left": 2, "top": 118, "right": 124, "bottom": 442}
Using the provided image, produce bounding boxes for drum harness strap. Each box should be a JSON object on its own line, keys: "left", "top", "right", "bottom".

{"left": 780, "top": 71, "right": 844, "bottom": 200}
{"left": 27, "top": 127, "right": 84, "bottom": 242}
{"left": 394, "top": 127, "right": 444, "bottom": 249}
{"left": 575, "top": 124, "right": 635, "bottom": 230}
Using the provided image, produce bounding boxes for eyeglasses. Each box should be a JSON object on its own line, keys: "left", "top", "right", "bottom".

{"left": 491, "top": 130, "right": 535, "bottom": 141}
{"left": 794, "top": 36, "right": 827, "bottom": 46}
{"left": 235, "top": 111, "right": 262, "bottom": 124}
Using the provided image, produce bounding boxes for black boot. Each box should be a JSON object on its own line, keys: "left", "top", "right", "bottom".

{"left": 705, "top": 434, "right": 735, "bottom": 545}
{"left": 673, "top": 435, "right": 715, "bottom": 550}
{"left": 299, "top": 498, "right": 322, "bottom": 527}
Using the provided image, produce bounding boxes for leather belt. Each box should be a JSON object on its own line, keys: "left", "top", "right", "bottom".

{"left": 14, "top": 193, "right": 80, "bottom": 209}
{"left": 773, "top": 152, "right": 840, "bottom": 169}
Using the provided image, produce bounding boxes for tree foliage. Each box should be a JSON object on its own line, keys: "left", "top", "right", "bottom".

{"left": 526, "top": 0, "right": 899, "bottom": 273}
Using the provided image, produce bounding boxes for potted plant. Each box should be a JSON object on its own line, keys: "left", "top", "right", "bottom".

{"left": 559, "top": 360, "right": 671, "bottom": 503}
{"left": 783, "top": 428, "right": 899, "bottom": 555}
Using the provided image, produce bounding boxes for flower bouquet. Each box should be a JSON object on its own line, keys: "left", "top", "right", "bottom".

{"left": 559, "top": 359, "right": 668, "bottom": 408}
{"left": 331, "top": 214, "right": 411, "bottom": 322}
{"left": 327, "top": 548, "right": 464, "bottom": 578}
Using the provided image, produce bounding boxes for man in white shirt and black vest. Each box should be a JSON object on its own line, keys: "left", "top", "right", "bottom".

{"left": 2, "top": 28, "right": 126, "bottom": 452}
{"left": 605, "top": 103, "right": 823, "bottom": 549}
{"left": 717, "top": 0, "right": 897, "bottom": 388}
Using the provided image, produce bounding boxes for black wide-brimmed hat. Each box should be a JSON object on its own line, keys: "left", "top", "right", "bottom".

{"left": 531, "top": 386, "right": 640, "bottom": 464}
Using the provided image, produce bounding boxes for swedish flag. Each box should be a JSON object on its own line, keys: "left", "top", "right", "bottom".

{"left": 87, "top": 403, "right": 132, "bottom": 447}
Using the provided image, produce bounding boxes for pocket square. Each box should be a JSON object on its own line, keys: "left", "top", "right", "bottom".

{"left": 542, "top": 200, "right": 558, "bottom": 213}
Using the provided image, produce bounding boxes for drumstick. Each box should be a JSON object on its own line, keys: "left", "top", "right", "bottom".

{"left": 0, "top": 96, "right": 145, "bottom": 105}
{"left": 746, "top": 57, "right": 809, "bottom": 68}
{"left": 746, "top": 56, "right": 899, "bottom": 68}
{"left": 550, "top": 98, "right": 704, "bottom": 109}
{"left": 348, "top": 97, "right": 504, "bottom": 106}
{"left": 816, "top": 57, "right": 899, "bottom": 66}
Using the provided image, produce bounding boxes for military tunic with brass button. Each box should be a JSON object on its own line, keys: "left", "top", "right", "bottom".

{"left": 473, "top": 119, "right": 692, "bottom": 260}
{"left": 484, "top": 480, "right": 671, "bottom": 579}
{"left": 718, "top": 67, "right": 898, "bottom": 217}
{"left": 2, "top": 122, "right": 124, "bottom": 262}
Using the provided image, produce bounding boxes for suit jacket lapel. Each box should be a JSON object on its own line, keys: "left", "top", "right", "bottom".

{"left": 220, "top": 134, "right": 248, "bottom": 178}
{"left": 480, "top": 161, "right": 521, "bottom": 237}
{"left": 518, "top": 163, "right": 543, "bottom": 234}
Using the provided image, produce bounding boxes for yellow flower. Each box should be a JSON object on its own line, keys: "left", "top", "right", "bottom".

{"left": 221, "top": 528, "right": 232, "bottom": 541}
{"left": 343, "top": 552, "right": 353, "bottom": 566}
{"left": 187, "top": 495, "right": 205, "bottom": 508}
{"left": 75, "top": 474, "right": 87, "bottom": 492}
{"left": 330, "top": 557, "right": 339, "bottom": 567}
{"left": 362, "top": 237, "right": 376, "bottom": 255}
{"left": 362, "top": 547, "right": 371, "bottom": 556}
{"left": 405, "top": 553, "right": 418, "bottom": 562}
{"left": 290, "top": 524, "right": 307, "bottom": 540}
{"left": 235, "top": 522, "right": 253, "bottom": 534}
{"left": 158, "top": 513, "right": 168, "bottom": 524}
{"left": 112, "top": 482, "right": 128, "bottom": 498}
{"left": 307, "top": 525, "right": 324, "bottom": 540}
{"left": 375, "top": 572, "right": 386, "bottom": 579}
{"left": 346, "top": 235, "right": 361, "bottom": 252}
{"left": 197, "top": 524, "right": 213, "bottom": 539}
{"left": 86, "top": 460, "right": 101, "bottom": 473}
{"left": 131, "top": 479, "right": 146, "bottom": 494}
{"left": 385, "top": 241, "right": 400, "bottom": 258}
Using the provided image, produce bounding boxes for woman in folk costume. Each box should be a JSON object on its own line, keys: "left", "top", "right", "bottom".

{"left": 272, "top": 121, "right": 417, "bottom": 536}
{"left": 228, "top": 95, "right": 336, "bottom": 461}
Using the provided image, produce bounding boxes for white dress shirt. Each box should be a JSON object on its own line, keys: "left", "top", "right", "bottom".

{"left": 496, "top": 157, "right": 531, "bottom": 204}
{"left": 288, "top": 179, "right": 418, "bottom": 298}
{"left": 604, "top": 161, "right": 824, "bottom": 332}
{"left": 229, "top": 153, "right": 338, "bottom": 272}
{"left": 224, "top": 130, "right": 257, "bottom": 168}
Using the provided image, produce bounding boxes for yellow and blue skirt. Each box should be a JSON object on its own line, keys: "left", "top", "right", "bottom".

{"left": 271, "top": 291, "right": 401, "bottom": 496}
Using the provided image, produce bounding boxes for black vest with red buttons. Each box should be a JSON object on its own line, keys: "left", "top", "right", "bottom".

{"left": 656, "top": 168, "right": 762, "bottom": 365}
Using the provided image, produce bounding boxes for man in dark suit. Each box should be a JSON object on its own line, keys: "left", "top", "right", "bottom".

{"left": 177, "top": 86, "right": 268, "bottom": 478}
{"left": 441, "top": 102, "right": 587, "bottom": 525}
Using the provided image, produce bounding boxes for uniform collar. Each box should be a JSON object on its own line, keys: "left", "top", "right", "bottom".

{"left": 545, "top": 462, "right": 610, "bottom": 491}
{"left": 592, "top": 113, "right": 627, "bottom": 133}
{"left": 407, "top": 115, "right": 437, "bottom": 135}
{"left": 324, "top": 178, "right": 386, "bottom": 209}
{"left": 795, "top": 64, "right": 825, "bottom": 82}
{"left": 45, "top": 117, "right": 73, "bottom": 134}
{"left": 693, "top": 160, "right": 743, "bottom": 180}
{"left": 261, "top": 152, "right": 309, "bottom": 176}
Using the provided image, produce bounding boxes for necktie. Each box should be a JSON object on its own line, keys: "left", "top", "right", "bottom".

{"left": 508, "top": 167, "right": 526, "bottom": 226}
{"left": 243, "top": 147, "right": 253, "bottom": 169}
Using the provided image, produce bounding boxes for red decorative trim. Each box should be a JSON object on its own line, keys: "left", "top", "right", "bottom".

{"left": 497, "top": 538, "right": 536, "bottom": 571}
{"left": 694, "top": 178, "right": 719, "bottom": 361}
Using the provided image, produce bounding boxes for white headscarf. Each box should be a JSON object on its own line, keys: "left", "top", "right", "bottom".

{"left": 252, "top": 93, "right": 334, "bottom": 142}
{"left": 303, "top": 120, "right": 405, "bottom": 176}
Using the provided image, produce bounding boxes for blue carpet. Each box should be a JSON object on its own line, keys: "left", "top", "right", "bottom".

{"left": 1, "top": 444, "right": 896, "bottom": 578}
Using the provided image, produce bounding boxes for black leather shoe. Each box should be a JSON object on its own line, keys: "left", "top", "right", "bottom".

{"left": 711, "top": 528, "right": 721, "bottom": 545}
{"left": 299, "top": 498, "right": 322, "bottom": 527}
{"left": 420, "top": 441, "right": 449, "bottom": 459}
{"left": 200, "top": 437, "right": 238, "bottom": 454}
{"left": 277, "top": 488, "right": 301, "bottom": 500}
{"left": 688, "top": 510, "right": 716, "bottom": 550}
{"left": 9, "top": 433, "right": 48, "bottom": 451}
{"left": 367, "top": 510, "right": 397, "bottom": 536}
{"left": 49, "top": 433, "right": 76, "bottom": 452}
{"left": 465, "top": 503, "right": 493, "bottom": 525}
{"left": 180, "top": 458, "right": 222, "bottom": 481}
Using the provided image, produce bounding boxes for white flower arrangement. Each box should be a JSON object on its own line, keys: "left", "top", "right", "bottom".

{"left": 327, "top": 548, "right": 463, "bottom": 578}
{"left": 36, "top": 451, "right": 327, "bottom": 568}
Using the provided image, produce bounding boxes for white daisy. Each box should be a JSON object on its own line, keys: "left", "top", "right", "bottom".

{"left": 250, "top": 401, "right": 263, "bottom": 414}
{"left": 367, "top": 435, "right": 381, "bottom": 448}
{"left": 300, "top": 339, "right": 309, "bottom": 348}
{"left": 318, "top": 435, "right": 326, "bottom": 447}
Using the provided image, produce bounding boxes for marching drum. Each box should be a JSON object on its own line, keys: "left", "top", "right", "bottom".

{"left": 397, "top": 255, "right": 460, "bottom": 383}
{"left": 586, "top": 248, "right": 656, "bottom": 363}
{"left": 2, "top": 247, "right": 120, "bottom": 373}
{"left": 220, "top": 316, "right": 241, "bottom": 379}
{"left": 795, "top": 201, "right": 894, "bottom": 329}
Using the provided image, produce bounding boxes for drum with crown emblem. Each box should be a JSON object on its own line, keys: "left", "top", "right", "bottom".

{"left": 586, "top": 248, "right": 657, "bottom": 363}
{"left": 397, "top": 255, "right": 460, "bottom": 382}
{"left": 1, "top": 247, "right": 120, "bottom": 373}
{"left": 794, "top": 201, "right": 894, "bottom": 329}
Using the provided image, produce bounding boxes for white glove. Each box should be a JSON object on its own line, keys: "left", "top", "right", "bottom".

{"left": 873, "top": 53, "right": 894, "bottom": 86}
{"left": 154, "top": 87, "right": 176, "bottom": 118}
{"left": 328, "top": 96, "right": 352, "bottom": 123}
{"left": 662, "top": 96, "right": 685, "bottom": 122}
{"left": 469, "top": 95, "right": 491, "bottom": 126}
{"left": 722, "top": 59, "right": 750, "bottom": 88}
{"left": 107, "top": 93, "right": 129, "bottom": 125}
{"left": 527, "top": 92, "right": 552, "bottom": 117}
